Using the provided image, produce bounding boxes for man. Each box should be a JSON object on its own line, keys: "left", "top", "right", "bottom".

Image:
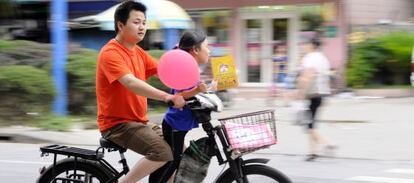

{"left": 95, "top": 1, "right": 185, "bottom": 182}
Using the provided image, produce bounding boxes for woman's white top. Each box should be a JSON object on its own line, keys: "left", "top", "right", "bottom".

{"left": 301, "top": 52, "right": 331, "bottom": 95}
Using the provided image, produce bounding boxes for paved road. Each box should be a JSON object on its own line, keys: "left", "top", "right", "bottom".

{"left": 2, "top": 97, "right": 413, "bottom": 161}
{"left": 1, "top": 143, "right": 414, "bottom": 183}
{"left": 1, "top": 96, "right": 414, "bottom": 182}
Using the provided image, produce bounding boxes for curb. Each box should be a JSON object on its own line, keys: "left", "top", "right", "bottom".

{"left": 354, "top": 88, "right": 414, "bottom": 98}
{"left": 0, "top": 133, "right": 52, "bottom": 144}
{"left": 0, "top": 126, "right": 99, "bottom": 145}
{"left": 0, "top": 114, "right": 167, "bottom": 145}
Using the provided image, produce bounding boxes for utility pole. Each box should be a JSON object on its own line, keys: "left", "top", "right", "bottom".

{"left": 51, "top": 0, "right": 68, "bottom": 115}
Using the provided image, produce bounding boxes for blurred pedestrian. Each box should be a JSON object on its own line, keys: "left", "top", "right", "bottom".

{"left": 270, "top": 43, "right": 288, "bottom": 97}
{"left": 296, "top": 37, "right": 337, "bottom": 161}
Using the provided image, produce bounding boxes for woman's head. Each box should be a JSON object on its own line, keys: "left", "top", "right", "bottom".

{"left": 274, "top": 43, "right": 287, "bottom": 54}
{"left": 300, "top": 37, "right": 321, "bottom": 54}
{"left": 177, "top": 31, "right": 210, "bottom": 64}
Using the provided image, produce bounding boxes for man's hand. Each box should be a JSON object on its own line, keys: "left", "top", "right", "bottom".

{"left": 165, "top": 94, "right": 185, "bottom": 109}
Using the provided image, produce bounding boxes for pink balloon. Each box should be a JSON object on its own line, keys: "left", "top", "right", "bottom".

{"left": 158, "top": 49, "right": 200, "bottom": 90}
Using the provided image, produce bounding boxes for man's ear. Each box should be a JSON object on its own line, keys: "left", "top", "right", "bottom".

{"left": 117, "top": 21, "right": 124, "bottom": 32}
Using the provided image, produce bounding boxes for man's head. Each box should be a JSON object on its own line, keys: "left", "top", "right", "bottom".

{"left": 114, "top": 1, "right": 147, "bottom": 43}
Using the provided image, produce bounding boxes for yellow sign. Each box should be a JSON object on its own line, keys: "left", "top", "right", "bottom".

{"left": 322, "top": 2, "right": 336, "bottom": 22}
{"left": 348, "top": 31, "right": 367, "bottom": 44}
{"left": 211, "top": 55, "right": 239, "bottom": 90}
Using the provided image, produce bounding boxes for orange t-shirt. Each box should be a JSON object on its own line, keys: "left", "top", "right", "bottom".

{"left": 96, "top": 39, "right": 158, "bottom": 132}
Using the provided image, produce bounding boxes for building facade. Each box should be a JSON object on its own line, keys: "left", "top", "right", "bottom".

{"left": 345, "top": 0, "right": 414, "bottom": 25}
{"left": 171, "top": 0, "right": 347, "bottom": 87}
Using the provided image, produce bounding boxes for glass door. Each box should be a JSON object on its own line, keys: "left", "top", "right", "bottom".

{"left": 271, "top": 18, "right": 289, "bottom": 86}
{"left": 240, "top": 11, "right": 299, "bottom": 84}
{"left": 245, "top": 19, "right": 262, "bottom": 82}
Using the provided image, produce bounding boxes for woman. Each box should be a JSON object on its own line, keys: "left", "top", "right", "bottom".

{"left": 296, "top": 37, "right": 337, "bottom": 161}
{"left": 149, "top": 31, "right": 216, "bottom": 182}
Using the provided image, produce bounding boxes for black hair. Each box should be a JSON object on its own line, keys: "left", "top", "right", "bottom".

{"left": 114, "top": 1, "right": 146, "bottom": 34}
{"left": 273, "top": 42, "right": 287, "bottom": 50}
{"left": 311, "top": 37, "right": 321, "bottom": 48}
{"left": 174, "top": 31, "right": 207, "bottom": 52}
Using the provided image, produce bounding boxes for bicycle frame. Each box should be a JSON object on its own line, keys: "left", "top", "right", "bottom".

{"left": 191, "top": 109, "right": 271, "bottom": 182}
{"left": 97, "top": 147, "right": 128, "bottom": 183}
{"left": 38, "top": 103, "right": 274, "bottom": 183}
{"left": 39, "top": 143, "right": 129, "bottom": 183}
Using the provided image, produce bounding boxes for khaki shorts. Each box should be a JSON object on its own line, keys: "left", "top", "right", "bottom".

{"left": 102, "top": 122, "right": 173, "bottom": 162}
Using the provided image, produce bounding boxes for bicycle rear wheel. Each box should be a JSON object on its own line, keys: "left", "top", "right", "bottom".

{"left": 37, "top": 158, "right": 112, "bottom": 183}
{"left": 217, "top": 164, "right": 291, "bottom": 183}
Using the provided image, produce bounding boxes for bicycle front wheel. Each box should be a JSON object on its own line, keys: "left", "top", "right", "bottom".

{"left": 217, "top": 164, "right": 292, "bottom": 183}
{"left": 37, "top": 158, "right": 112, "bottom": 183}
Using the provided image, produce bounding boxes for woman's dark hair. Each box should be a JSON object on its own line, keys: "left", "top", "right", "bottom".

{"left": 273, "top": 42, "right": 286, "bottom": 51}
{"left": 114, "top": 1, "right": 146, "bottom": 34}
{"left": 311, "top": 37, "right": 321, "bottom": 48}
{"left": 174, "top": 31, "right": 207, "bottom": 52}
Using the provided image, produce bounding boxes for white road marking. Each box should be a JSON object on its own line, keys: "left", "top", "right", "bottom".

{"left": 386, "top": 169, "right": 414, "bottom": 174}
{"left": 0, "top": 159, "right": 50, "bottom": 165}
{"left": 347, "top": 176, "right": 414, "bottom": 183}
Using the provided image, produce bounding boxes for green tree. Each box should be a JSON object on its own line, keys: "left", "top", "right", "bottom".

{"left": 346, "top": 31, "right": 414, "bottom": 87}
{"left": 377, "top": 31, "right": 414, "bottom": 83}
{"left": 66, "top": 48, "right": 98, "bottom": 114}
{"left": 0, "top": 65, "right": 54, "bottom": 123}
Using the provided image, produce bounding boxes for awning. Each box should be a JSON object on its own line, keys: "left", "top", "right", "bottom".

{"left": 71, "top": 0, "right": 193, "bottom": 30}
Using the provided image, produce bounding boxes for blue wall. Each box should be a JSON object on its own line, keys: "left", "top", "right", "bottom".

{"left": 69, "top": 29, "right": 114, "bottom": 50}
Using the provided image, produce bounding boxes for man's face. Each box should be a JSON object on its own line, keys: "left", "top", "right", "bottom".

{"left": 118, "top": 10, "right": 147, "bottom": 43}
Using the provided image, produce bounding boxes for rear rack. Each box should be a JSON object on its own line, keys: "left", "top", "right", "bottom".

{"left": 40, "top": 144, "right": 104, "bottom": 161}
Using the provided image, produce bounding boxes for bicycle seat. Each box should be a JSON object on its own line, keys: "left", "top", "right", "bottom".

{"left": 99, "top": 138, "right": 126, "bottom": 152}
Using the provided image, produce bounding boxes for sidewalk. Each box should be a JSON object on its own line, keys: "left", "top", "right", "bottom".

{"left": 234, "top": 86, "right": 414, "bottom": 99}
{"left": 1, "top": 96, "right": 413, "bottom": 161}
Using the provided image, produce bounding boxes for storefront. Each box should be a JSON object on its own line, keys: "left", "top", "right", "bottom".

{"left": 70, "top": 0, "right": 193, "bottom": 50}
{"left": 172, "top": 0, "right": 347, "bottom": 87}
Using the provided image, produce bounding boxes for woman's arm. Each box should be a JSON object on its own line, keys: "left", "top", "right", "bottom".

{"left": 295, "top": 68, "right": 316, "bottom": 99}
{"left": 177, "top": 83, "right": 207, "bottom": 99}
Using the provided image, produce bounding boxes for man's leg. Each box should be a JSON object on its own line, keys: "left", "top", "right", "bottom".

{"left": 119, "top": 158, "right": 166, "bottom": 183}
{"left": 149, "top": 121, "right": 188, "bottom": 183}
{"left": 102, "top": 122, "right": 173, "bottom": 182}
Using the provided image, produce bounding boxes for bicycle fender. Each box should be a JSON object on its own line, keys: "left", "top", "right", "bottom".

{"left": 242, "top": 158, "right": 270, "bottom": 165}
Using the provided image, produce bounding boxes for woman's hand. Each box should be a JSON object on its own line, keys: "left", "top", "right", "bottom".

{"left": 208, "top": 79, "right": 218, "bottom": 92}
{"left": 196, "top": 83, "right": 208, "bottom": 93}
{"left": 177, "top": 82, "right": 208, "bottom": 99}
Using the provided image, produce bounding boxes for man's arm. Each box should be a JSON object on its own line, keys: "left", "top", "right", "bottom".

{"left": 118, "top": 74, "right": 184, "bottom": 108}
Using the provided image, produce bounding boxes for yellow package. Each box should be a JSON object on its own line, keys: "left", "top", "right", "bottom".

{"left": 210, "top": 55, "right": 239, "bottom": 90}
